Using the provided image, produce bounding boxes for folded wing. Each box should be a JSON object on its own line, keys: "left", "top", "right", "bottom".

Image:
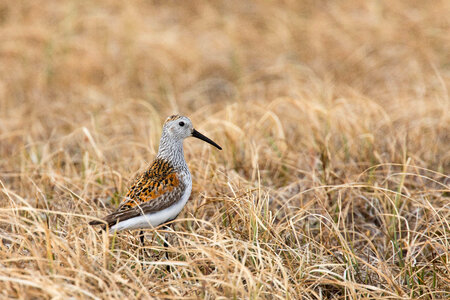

{"left": 90, "top": 158, "right": 185, "bottom": 228}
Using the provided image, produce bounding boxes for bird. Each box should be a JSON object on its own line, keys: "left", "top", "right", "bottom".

{"left": 89, "top": 114, "right": 222, "bottom": 247}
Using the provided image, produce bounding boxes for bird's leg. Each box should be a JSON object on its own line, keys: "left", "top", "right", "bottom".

{"left": 162, "top": 225, "right": 171, "bottom": 272}
{"left": 163, "top": 231, "right": 169, "bottom": 260}
{"left": 139, "top": 230, "right": 151, "bottom": 261}
{"left": 139, "top": 230, "right": 145, "bottom": 246}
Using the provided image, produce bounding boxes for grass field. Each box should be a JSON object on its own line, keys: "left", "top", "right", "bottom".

{"left": 0, "top": 1, "right": 449, "bottom": 299}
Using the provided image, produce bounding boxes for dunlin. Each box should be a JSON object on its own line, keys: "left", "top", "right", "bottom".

{"left": 89, "top": 115, "right": 221, "bottom": 245}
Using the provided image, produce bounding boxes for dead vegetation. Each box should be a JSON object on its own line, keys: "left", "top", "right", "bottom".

{"left": 0, "top": 0, "right": 449, "bottom": 299}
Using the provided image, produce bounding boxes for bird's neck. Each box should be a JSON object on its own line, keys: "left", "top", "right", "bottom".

{"left": 156, "top": 132, "right": 186, "bottom": 169}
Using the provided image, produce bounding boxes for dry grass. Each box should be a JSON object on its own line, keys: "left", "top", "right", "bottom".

{"left": 1, "top": 0, "right": 449, "bottom": 299}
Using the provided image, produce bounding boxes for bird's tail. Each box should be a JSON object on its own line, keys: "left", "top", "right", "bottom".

{"left": 89, "top": 220, "right": 103, "bottom": 226}
{"left": 89, "top": 219, "right": 107, "bottom": 233}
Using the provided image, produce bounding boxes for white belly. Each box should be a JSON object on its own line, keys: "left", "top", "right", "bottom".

{"left": 110, "top": 181, "right": 192, "bottom": 232}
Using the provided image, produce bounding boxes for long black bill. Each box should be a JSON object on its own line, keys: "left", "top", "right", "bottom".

{"left": 192, "top": 129, "right": 222, "bottom": 150}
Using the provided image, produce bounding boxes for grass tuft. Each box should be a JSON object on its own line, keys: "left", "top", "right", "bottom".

{"left": 1, "top": 0, "right": 449, "bottom": 298}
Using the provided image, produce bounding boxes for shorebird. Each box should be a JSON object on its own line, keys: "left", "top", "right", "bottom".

{"left": 89, "top": 115, "right": 222, "bottom": 246}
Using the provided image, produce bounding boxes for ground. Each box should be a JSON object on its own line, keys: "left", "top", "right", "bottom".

{"left": 0, "top": 1, "right": 449, "bottom": 299}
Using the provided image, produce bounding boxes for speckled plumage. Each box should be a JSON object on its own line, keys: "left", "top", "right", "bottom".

{"left": 89, "top": 115, "right": 221, "bottom": 232}
{"left": 97, "top": 158, "right": 188, "bottom": 228}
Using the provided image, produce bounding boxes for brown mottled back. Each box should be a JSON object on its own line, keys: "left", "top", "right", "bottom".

{"left": 90, "top": 158, "right": 186, "bottom": 227}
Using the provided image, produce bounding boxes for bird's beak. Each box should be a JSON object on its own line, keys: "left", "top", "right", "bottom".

{"left": 192, "top": 129, "right": 222, "bottom": 150}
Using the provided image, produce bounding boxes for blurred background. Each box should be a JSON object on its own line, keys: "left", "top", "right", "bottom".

{"left": 0, "top": 1, "right": 449, "bottom": 298}
{"left": 1, "top": 1, "right": 449, "bottom": 165}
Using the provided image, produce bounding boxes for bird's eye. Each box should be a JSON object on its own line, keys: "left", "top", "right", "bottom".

{"left": 179, "top": 121, "right": 185, "bottom": 127}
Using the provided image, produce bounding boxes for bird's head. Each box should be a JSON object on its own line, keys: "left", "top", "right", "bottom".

{"left": 163, "top": 115, "right": 222, "bottom": 150}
